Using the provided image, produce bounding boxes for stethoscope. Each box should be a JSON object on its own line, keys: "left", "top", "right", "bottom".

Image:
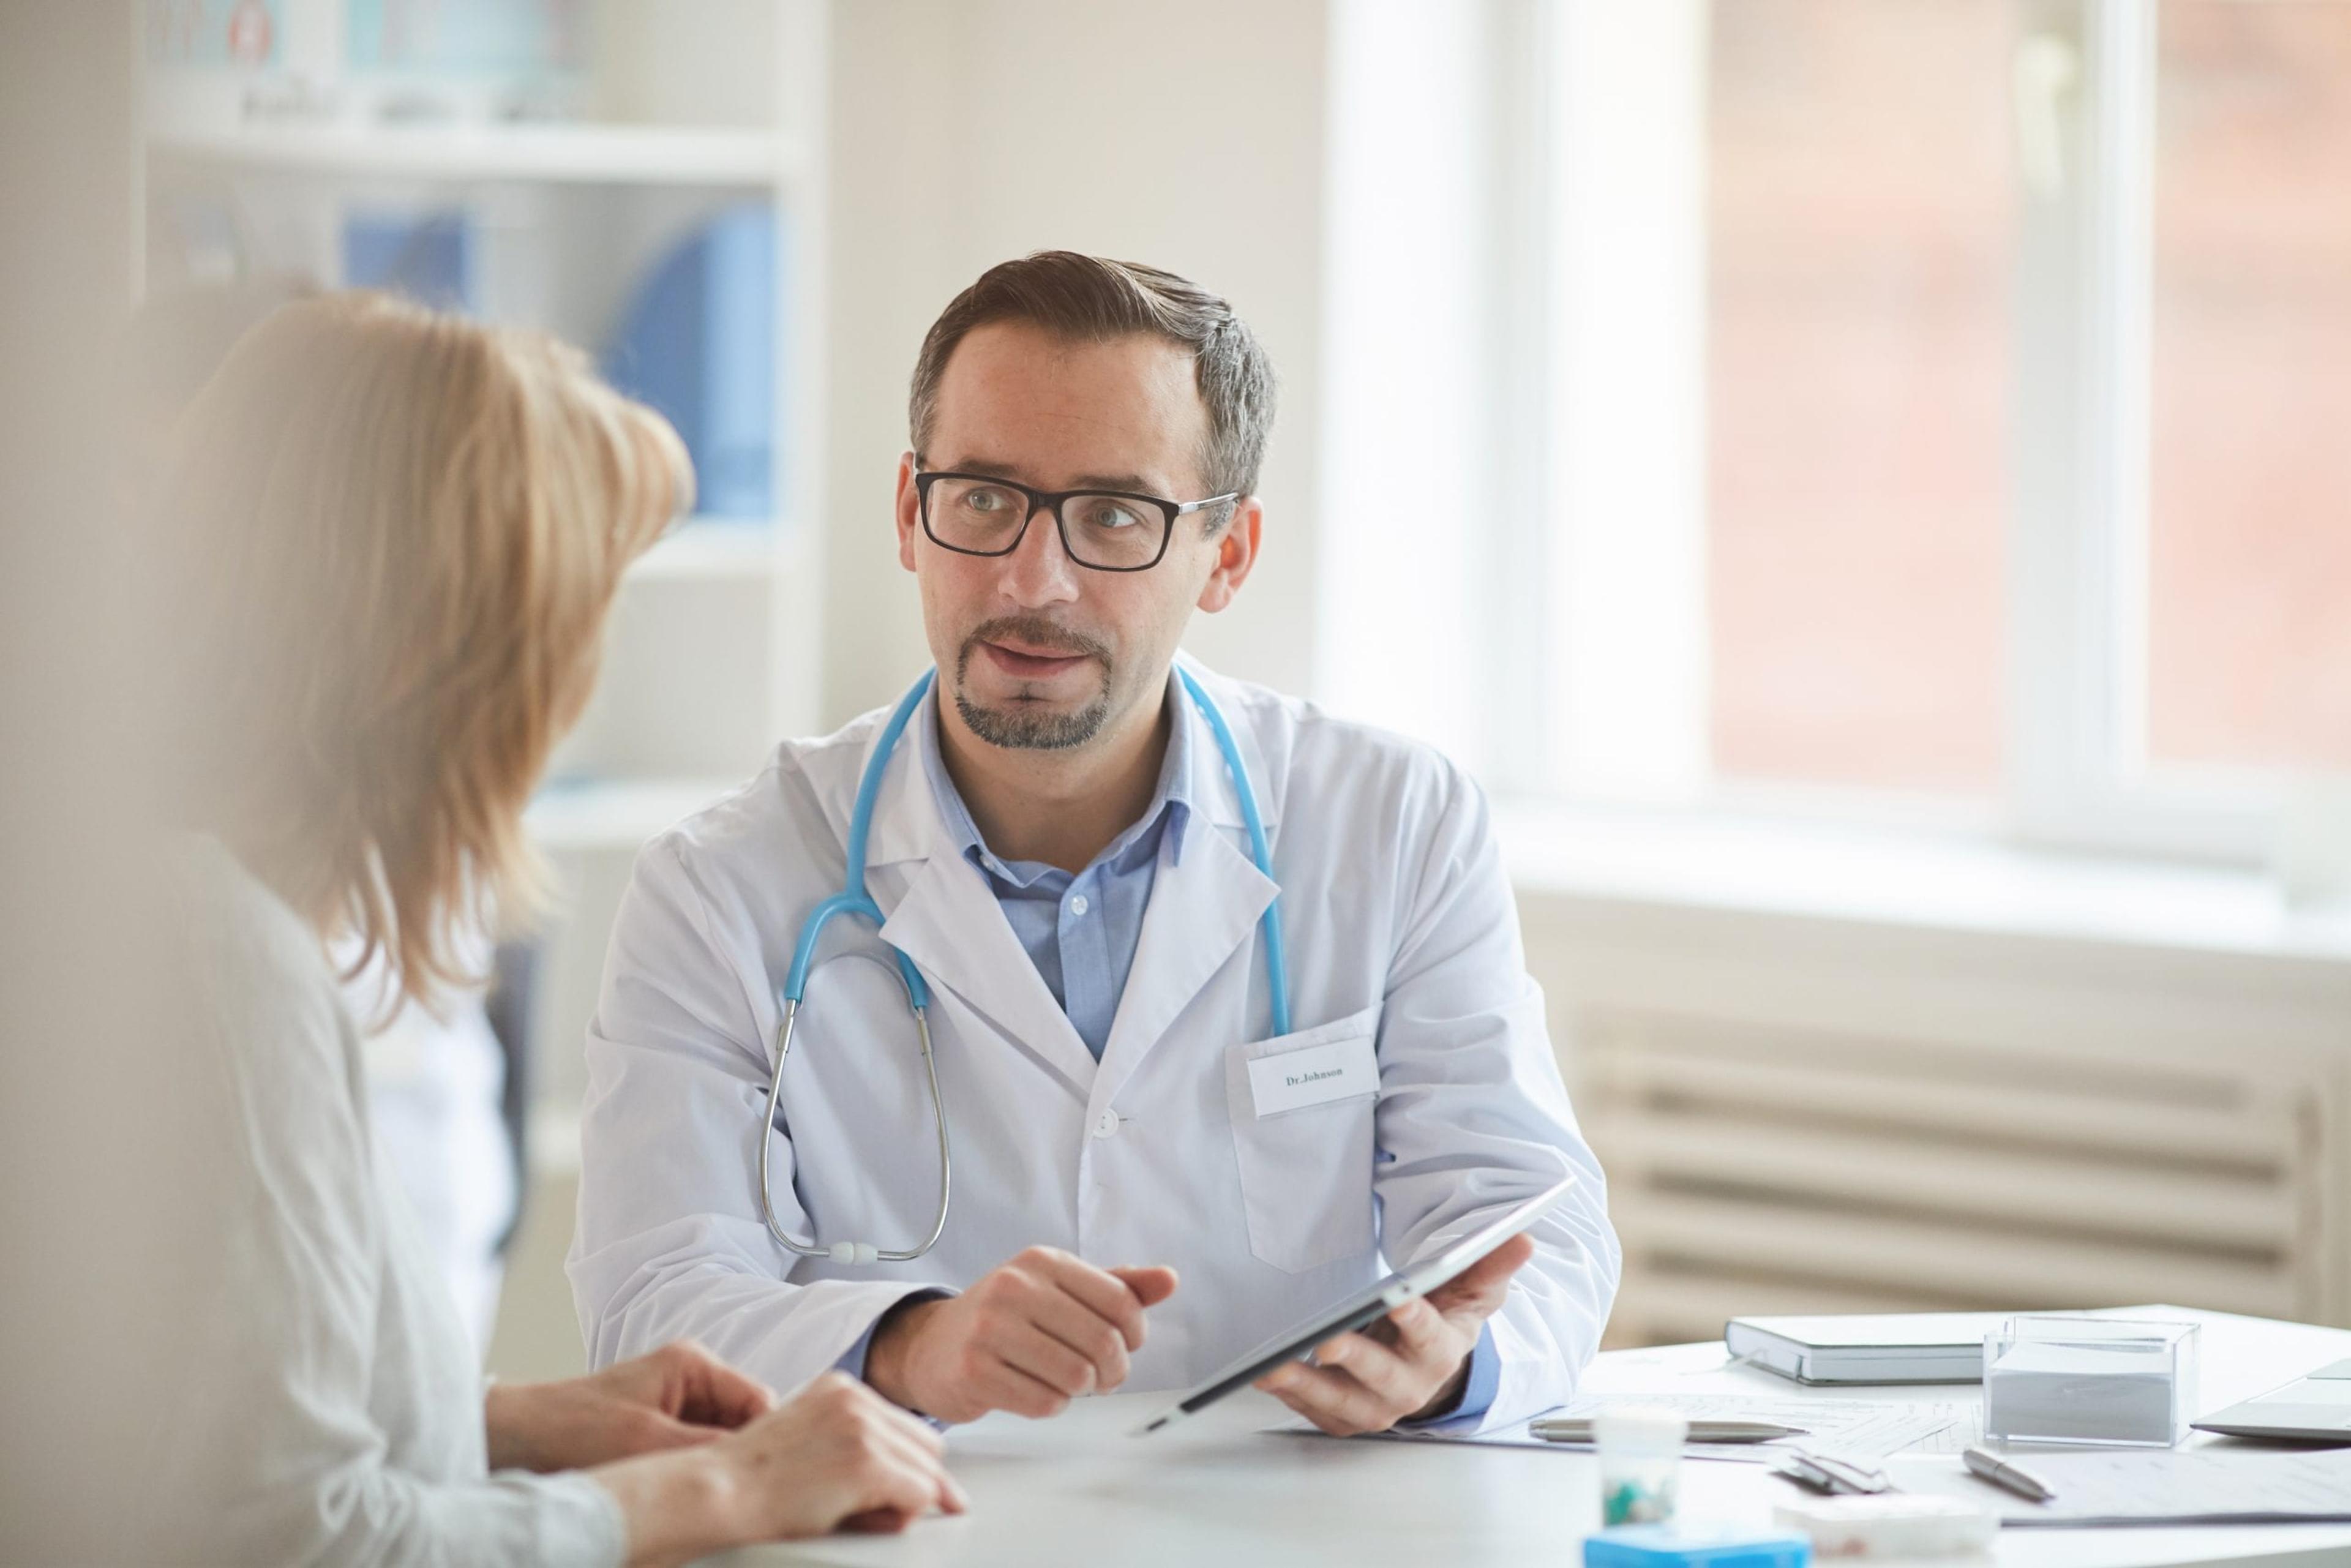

{"left": 758, "top": 665, "right": 1291, "bottom": 1265}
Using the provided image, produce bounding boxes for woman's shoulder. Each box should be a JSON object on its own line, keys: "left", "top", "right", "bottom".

{"left": 168, "top": 836, "right": 366, "bottom": 1114}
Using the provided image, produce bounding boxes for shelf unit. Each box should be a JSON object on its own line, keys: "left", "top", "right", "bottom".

{"left": 140, "top": 0, "right": 831, "bottom": 1161}
{"left": 628, "top": 516, "right": 788, "bottom": 583}
{"left": 523, "top": 775, "right": 748, "bottom": 853}
{"left": 148, "top": 121, "right": 801, "bottom": 185}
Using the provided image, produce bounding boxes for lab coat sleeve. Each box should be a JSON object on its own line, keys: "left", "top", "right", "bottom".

{"left": 568, "top": 835, "right": 941, "bottom": 1396}
{"left": 1368, "top": 762, "right": 1622, "bottom": 1433}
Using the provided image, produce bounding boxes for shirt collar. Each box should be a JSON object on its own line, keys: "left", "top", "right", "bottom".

{"left": 917, "top": 667, "right": 1196, "bottom": 882}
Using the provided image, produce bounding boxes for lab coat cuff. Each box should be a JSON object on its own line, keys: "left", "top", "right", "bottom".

{"left": 1397, "top": 1321, "right": 1499, "bottom": 1431}
{"left": 836, "top": 1287, "right": 954, "bottom": 1427}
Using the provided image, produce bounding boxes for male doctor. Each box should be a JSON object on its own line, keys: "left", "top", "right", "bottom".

{"left": 571, "top": 252, "right": 1620, "bottom": 1436}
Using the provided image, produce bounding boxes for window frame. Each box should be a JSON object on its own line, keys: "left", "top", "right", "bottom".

{"left": 2008, "top": 0, "right": 2276, "bottom": 863}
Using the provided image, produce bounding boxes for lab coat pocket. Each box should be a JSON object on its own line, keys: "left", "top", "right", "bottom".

{"left": 1223, "top": 1003, "right": 1382, "bottom": 1274}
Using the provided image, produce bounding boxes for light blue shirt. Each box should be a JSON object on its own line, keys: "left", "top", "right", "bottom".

{"left": 914, "top": 680, "right": 1196, "bottom": 1062}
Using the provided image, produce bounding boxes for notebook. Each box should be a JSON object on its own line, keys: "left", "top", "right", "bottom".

{"left": 1725, "top": 1314, "right": 2009, "bottom": 1386}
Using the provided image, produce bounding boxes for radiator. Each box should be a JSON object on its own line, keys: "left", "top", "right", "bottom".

{"left": 1579, "top": 1007, "right": 2341, "bottom": 1348}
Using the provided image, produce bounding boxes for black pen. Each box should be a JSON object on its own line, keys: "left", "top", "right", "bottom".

{"left": 1963, "top": 1444, "right": 2058, "bottom": 1503}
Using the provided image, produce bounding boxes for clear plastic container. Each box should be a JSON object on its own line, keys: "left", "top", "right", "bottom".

{"left": 1982, "top": 1316, "right": 2199, "bottom": 1447}
{"left": 1593, "top": 1406, "right": 1687, "bottom": 1526}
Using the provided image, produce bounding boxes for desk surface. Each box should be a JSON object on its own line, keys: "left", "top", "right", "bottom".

{"left": 718, "top": 1307, "right": 2351, "bottom": 1568}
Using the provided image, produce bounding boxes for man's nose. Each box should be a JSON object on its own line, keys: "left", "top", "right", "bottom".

{"left": 996, "top": 499, "right": 1081, "bottom": 607}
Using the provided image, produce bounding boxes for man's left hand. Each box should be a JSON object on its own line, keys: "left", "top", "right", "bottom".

{"left": 1254, "top": 1232, "right": 1532, "bottom": 1436}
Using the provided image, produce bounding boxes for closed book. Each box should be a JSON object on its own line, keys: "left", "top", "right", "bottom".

{"left": 1724, "top": 1313, "right": 2008, "bottom": 1386}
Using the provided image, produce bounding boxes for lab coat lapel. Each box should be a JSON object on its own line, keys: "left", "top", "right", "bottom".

{"left": 1093, "top": 825, "right": 1277, "bottom": 1106}
{"left": 877, "top": 856, "right": 1097, "bottom": 1097}
{"left": 864, "top": 731, "right": 1098, "bottom": 1099}
{"left": 1093, "top": 662, "right": 1286, "bottom": 1105}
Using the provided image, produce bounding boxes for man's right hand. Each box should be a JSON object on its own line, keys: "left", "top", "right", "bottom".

{"left": 863, "top": 1247, "right": 1178, "bottom": 1423}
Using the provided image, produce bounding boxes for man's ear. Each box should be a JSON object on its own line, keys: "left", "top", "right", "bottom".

{"left": 1195, "top": 497, "right": 1262, "bottom": 613}
{"left": 894, "top": 453, "right": 921, "bottom": 572}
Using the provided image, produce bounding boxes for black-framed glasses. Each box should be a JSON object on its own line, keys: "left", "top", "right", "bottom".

{"left": 913, "top": 470, "right": 1239, "bottom": 572}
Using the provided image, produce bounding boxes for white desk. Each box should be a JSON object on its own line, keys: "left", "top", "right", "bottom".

{"left": 719, "top": 1307, "right": 2351, "bottom": 1568}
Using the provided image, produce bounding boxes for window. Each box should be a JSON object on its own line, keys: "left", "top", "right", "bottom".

{"left": 2145, "top": 1, "right": 2351, "bottom": 781}
{"left": 1317, "top": 0, "right": 2347, "bottom": 864}
{"left": 1707, "top": 0, "right": 2015, "bottom": 798}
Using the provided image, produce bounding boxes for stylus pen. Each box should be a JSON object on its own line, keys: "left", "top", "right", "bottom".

{"left": 1531, "top": 1419, "right": 1807, "bottom": 1444}
{"left": 1963, "top": 1445, "right": 2058, "bottom": 1503}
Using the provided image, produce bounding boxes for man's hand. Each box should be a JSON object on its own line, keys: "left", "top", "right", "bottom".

{"left": 1254, "top": 1232, "right": 1533, "bottom": 1437}
{"left": 487, "top": 1340, "right": 775, "bottom": 1472}
{"left": 864, "top": 1247, "right": 1179, "bottom": 1423}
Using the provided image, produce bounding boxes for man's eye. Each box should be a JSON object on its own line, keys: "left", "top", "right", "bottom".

{"left": 1079, "top": 500, "right": 1143, "bottom": 530}
{"left": 962, "top": 487, "right": 1011, "bottom": 513}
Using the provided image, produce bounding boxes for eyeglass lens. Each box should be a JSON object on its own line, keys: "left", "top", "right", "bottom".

{"left": 925, "top": 476, "right": 1168, "bottom": 569}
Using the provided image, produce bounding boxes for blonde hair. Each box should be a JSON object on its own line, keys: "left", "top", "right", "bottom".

{"left": 156, "top": 291, "right": 688, "bottom": 1007}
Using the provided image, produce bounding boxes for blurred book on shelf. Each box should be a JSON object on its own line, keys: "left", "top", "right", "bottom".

{"left": 601, "top": 203, "right": 779, "bottom": 520}
{"left": 342, "top": 208, "right": 474, "bottom": 312}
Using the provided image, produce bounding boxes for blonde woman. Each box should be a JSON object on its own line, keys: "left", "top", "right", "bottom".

{"left": 143, "top": 291, "right": 964, "bottom": 1566}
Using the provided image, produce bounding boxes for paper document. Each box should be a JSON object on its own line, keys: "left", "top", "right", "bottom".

{"left": 1904, "top": 1447, "right": 2351, "bottom": 1527}
{"left": 1281, "top": 1394, "right": 1965, "bottom": 1463}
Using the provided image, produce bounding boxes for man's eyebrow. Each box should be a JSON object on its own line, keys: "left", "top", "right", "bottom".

{"left": 941, "top": 456, "right": 1027, "bottom": 481}
{"left": 1075, "top": 472, "right": 1165, "bottom": 495}
{"left": 939, "top": 456, "right": 1169, "bottom": 495}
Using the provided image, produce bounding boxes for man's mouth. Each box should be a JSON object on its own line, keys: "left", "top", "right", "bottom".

{"left": 978, "top": 639, "right": 1091, "bottom": 680}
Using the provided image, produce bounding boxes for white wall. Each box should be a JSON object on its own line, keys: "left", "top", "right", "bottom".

{"left": 820, "top": 0, "right": 1329, "bottom": 727}
{"left": 1, "top": 6, "right": 182, "bottom": 1551}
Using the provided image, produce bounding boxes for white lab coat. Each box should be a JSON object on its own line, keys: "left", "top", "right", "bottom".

{"left": 568, "top": 658, "right": 1619, "bottom": 1431}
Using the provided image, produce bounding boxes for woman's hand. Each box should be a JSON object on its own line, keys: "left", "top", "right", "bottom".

{"left": 715, "top": 1371, "right": 969, "bottom": 1539}
{"left": 486, "top": 1341, "right": 775, "bottom": 1472}
{"left": 594, "top": 1371, "right": 968, "bottom": 1568}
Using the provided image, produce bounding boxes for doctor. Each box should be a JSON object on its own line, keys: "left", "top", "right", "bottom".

{"left": 570, "top": 252, "right": 1620, "bottom": 1436}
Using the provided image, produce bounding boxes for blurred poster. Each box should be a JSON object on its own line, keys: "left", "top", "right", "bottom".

{"left": 346, "top": 0, "right": 587, "bottom": 76}
{"left": 148, "top": 0, "right": 284, "bottom": 68}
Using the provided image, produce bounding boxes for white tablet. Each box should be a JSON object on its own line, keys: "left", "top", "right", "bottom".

{"left": 1136, "top": 1174, "right": 1575, "bottom": 1434}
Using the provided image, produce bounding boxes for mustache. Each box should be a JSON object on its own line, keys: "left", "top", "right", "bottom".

{"left": 961, "top": 616, "right": 1111, "bottom": 663}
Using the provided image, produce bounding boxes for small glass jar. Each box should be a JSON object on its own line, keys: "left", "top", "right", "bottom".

{"left": 1592, "top": 1406, "right": 1687, "bottom": 1526}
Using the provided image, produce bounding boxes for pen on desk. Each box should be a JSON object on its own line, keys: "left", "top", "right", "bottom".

{"left": 1530, "top": 1419, "right": 1808, "bottom": 1445}
{"left": 1962, "top": 1444, "right": 2058, "bottom": 1503}
{"left": 1776, "top": 1448, "right": 1892, "bottom": 1496}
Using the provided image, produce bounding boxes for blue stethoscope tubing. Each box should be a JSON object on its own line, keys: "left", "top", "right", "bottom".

{"left": 756, "top": 666, "right": 1289, "bottom": 1264}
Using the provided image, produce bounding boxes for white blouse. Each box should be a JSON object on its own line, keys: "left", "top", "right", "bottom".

{"left": 148, "top": 838, "right": 623, "bottom": 1566}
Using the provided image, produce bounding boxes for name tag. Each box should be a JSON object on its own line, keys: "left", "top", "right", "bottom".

{"left": 1245, "top": 1033, "right": 1379, "bottom": 1119}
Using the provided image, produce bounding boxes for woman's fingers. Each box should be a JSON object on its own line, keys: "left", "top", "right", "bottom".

{"left": 658, "top": 1340, "right": 777, "bottom": 1429}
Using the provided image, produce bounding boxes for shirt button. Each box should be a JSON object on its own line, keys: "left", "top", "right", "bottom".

{"left": 1093, "top": 1109, "right": 1121, "bottom": 1139}
{"left": 1069, "top": 894, "right": 1090, "bottom": 917}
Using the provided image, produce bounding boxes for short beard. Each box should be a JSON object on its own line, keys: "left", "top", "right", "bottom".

{"left": 953, "top": 616, "right": 1116, "bottom": 751}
